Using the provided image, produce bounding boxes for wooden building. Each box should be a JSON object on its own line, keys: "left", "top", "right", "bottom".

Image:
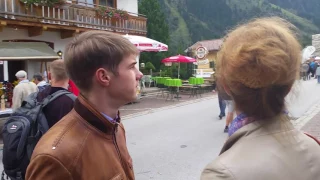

{"left": 185, "top": 39, "right": 223, "bottom": 81}
{"left": 0, "top": 0, "right": 147, "bottom": 81}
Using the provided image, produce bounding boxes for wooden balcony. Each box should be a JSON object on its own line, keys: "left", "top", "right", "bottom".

{"left": 0, "top": 0, "right": 147, "bottom": 38}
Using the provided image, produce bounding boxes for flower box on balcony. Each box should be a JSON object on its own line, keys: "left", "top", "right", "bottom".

{"left": 96, "top": 6, "right": 129, "bottom": 20}
{"left": 20, "top": 0, "right": 66, "bottom": 8}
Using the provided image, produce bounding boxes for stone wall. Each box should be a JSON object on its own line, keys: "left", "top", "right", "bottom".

{"left": 312, "top": 34, "right": 320, "bottom": 56}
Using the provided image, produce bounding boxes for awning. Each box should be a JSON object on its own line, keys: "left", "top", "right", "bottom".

{"left": 0, "top": 42, "right": 60, "bottom": 61}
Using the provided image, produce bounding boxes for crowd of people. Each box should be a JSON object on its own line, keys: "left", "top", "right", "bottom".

{"left": 301, "top": 58, "right": 320, "bottom": 83}
{"left": 2, "top": 17, "right": 320, "bottom": 180}
{"left": 11, "top": 68, "right": 80, "bottom": 111}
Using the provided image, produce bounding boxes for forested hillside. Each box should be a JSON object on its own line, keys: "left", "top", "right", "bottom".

{"left": 157, "top": 0, "right": 320, "bottom": 51}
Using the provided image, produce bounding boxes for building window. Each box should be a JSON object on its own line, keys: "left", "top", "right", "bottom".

{"left": 77, "top": 0, "right": 94, "bottom": 7}
{"left": 210, "top": 61, "right": 215, "bottom": 69}
{"left": 107, "top": 0, "right": 114, "bottom": 7}
{"left": 98, "top": 0, "right": 115, "bottom": 7}
{"left": 99, "top": 0, "right": 107, "bottom": 6}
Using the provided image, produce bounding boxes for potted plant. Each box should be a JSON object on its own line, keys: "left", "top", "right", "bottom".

{"left": 20, "top": 0, "right": 66, "bottom": 8}
{"left": 96, "top": 6, "right": 129, "bottom": 25}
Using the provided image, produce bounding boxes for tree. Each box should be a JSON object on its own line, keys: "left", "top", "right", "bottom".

{"left": 145, "top": 62, "right": 156, "bottom": 71}
{"left": 138, "top": 0, "right": 170, "bottom": 71}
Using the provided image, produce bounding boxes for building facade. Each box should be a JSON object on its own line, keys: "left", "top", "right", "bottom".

{"left": 0, "top": 0, "right": 146, "bottom": 81}
{"left": 312, "top": 34, "right": 320, "bottom": 56}
{"left": 186, "top": 39, "right": 223, "bottom": 80}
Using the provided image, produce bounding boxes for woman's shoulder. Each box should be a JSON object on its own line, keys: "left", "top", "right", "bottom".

{"left": 201, "top": 129, "right": 320, "bottom": 180}
{"left": 201, "top": 159, "right": 235, "bottom": 180}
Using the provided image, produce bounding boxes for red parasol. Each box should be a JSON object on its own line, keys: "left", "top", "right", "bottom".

{"left": 162, "top": 55, "right": 196, "bottom": 63}
{"left": 161, "top": 55, "right": 197, "bottom": 78}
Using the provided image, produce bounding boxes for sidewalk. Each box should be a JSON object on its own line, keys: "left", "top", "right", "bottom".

{"left": 291, "top": 101, "right": 320, "bottom": 139}
{"left": 302, "top": 111, "right": 320, "bottom": 140}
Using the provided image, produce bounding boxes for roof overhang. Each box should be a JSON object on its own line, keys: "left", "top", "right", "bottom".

{"left": 0, "top": 42, "right": 60, "bottom": 61}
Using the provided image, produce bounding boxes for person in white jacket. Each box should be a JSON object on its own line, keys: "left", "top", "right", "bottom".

{"left": 12, "top": 70, "right": 38, "bottom": 110}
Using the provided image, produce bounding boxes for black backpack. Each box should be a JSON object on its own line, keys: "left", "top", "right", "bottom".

{"left": 1, "top": 90, "right": 76, "bottom": 180}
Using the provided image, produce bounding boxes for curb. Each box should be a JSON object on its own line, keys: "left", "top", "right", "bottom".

{"left": 122, "top": 95, "right": 216, "bottom": 120}
{"left": 291, "top": 102, "right": 320, "bottom": 130}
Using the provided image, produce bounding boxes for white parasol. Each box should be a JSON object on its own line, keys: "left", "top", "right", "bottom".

{"left": 123, "top": 34, "right": 168, "bottom": 52}
{"left": 302, "top": 46, "right": 316, "bottom": 63}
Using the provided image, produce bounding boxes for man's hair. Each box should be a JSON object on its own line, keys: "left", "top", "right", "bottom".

{"left": 64, "top": 31, "right": 138, "bottom": 92}
{"left": 33, "top": 73, "right": 43, "bottom": 81}
{"left": 49, "top": 59, "right": 68, "bottom": 81}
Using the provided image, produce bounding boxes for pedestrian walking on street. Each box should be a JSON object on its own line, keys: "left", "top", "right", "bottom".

{"left": 36, "top": 60, "right": 76, "bottom": 128}
{"left": 211, "top": 83, "right": 226, "bottom": 119}
{"left": 33, "top": 72, "right": 49, "bottom": 91}
{"left": 201, "top": 17, "right": 320, "bottom": 180}
{"left": 216, "top": 82, "right": 234, "bottom": 132}
{"left": 26, "top": 31, "right": 143, "bottom": 180}
{"left": 12, "top": 70, "right": 38, "bottom": 110}
{"left": 316, "top": 66, "right": 320, "bottom": 84}
{"left": 218, "top": 94, "right": 226, "bottom": 119}
{"left": 310, "top": 60, "right": 317, "bottom": 77}
{"left": 301, "top": 62, "right": 309, "bottom": 80}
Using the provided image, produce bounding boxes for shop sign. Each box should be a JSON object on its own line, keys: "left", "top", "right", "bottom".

{"left": 193, "top": 59, "right": 209, "bottom": 65}
{"left": 196, "top": 72, "right": 214, "bottom": 78}
{"left": 195, "top": 46, "right": 208, "bottom": 59}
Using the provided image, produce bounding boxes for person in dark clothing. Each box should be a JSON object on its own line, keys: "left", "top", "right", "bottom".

{"left": 36, "top": 59, "right": 75, "bottom": 127}
{"left": 213, "top": 80, "right": 226, "bottom": 119}
{"left": 310, "top": 60, "right": 317, "bottom": 78}
{"left": 216, "top": 80, "right": 234, "bottom": 133}
{"left": 33, "top": 73, "right": 49, "bottom": 91}
{"left": 218, "top": 94, "right": 226, "bottom": 119}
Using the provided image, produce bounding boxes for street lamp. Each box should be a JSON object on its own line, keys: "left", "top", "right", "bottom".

{"left": 57, "top": 50, "right": 63, "bottom": 58}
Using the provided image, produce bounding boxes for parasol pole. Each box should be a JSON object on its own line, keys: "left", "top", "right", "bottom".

{"left": 178, "top": 62, "right": 180, "bottom": 79}
{"left": 175, "top": 62, "right": 181, "bottom": 99}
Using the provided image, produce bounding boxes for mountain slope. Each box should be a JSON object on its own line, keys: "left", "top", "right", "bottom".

{"left": 159, "top": 0, "right": 320, "bottom": 52}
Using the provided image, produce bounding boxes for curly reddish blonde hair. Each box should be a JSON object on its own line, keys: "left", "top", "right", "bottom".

{"left": 217, "top": 17, "right": 301, "bottom": 119}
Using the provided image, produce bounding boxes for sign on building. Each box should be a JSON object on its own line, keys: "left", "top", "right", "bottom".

{"left": 193, "top": 59, "right": 209, "bottom": 65}
{"left": 312, "top": 34, "right": 320, "bottom": 56}
{"left": 195, "top": 46, "right": 208, "bottom": 59}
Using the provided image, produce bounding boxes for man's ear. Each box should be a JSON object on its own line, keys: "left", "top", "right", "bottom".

{"left": 95, "top": 68, "right": 111, "bottom": 87}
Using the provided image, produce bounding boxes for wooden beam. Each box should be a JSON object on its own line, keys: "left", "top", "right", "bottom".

{"left": 28, "top": 26, "right": 46, "bottom": 37}
{"left": 2, "top": 19, "right": 147, "bottom": 36}
{"left": 0, "top": 21, "right": 7, "bottom": 26}
{"left": 0, "top": 21, "right": 7, "bottom": 32}
{"left": 60, "top": 29, "right": 77, "bottom": 39}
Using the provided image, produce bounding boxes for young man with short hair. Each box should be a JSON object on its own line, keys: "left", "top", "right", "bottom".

{"left": 36, "top": 59, "right": 75, "bottom": 128}
{"left": 26, "top": 31, "right": 143, "bottom": 180}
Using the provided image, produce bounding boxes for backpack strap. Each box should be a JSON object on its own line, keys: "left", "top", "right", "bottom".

{"left": 65, "top": 93, "right": 77, "bottom": 101}
{"left": 304, "top": 132, "right": 320, "bottom": 145}
{"left": 41, "top": 90, "right": 75, "bottom": 108}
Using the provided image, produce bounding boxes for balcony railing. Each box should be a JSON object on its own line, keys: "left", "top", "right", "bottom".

{"left": 0, "top": 0, "right": 147, "bottom": 35}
